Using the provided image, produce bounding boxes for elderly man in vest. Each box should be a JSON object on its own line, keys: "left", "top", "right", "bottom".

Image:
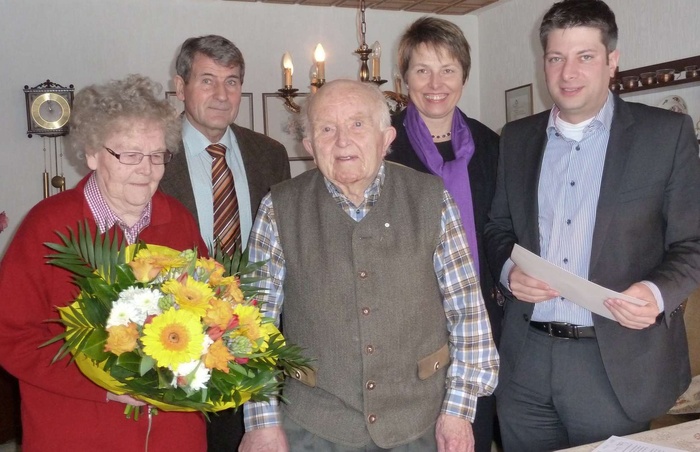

{"left": 239, "top": 79, "right": 499, "bottom": 452}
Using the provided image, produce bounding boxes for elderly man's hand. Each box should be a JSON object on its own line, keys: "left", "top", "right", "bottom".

{"left": 239, "top": 426, "right": 289, "bottom": 452}
{"left": 435, "top": 413, "right": 474, "bottom": 452}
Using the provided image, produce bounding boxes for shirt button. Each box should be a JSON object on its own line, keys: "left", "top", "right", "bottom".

{"left": 359, "top": 270, "right": 368, "bottom": 279}
{"left": 576, "top": 145, "right": 581, "bottom": 151}
{"left": 366, "top": 380, "right": 376, "bottom": 390}
{"left": 566, "top": 219, "right": 571, "bottom": 225}
{"left": 563, "top": 258, "right": 569, "bottom": 264}
{"left": 570, "top": 181, "right": 575, "bottom": 186}
{"left": 361, "top": 307, "right": 370, "bottom": 316}
{"left": 368, "top": 414, "right": 377, "bottom": 423}
{"left": 366, "top": 345, "right": 374, "bottom": 354}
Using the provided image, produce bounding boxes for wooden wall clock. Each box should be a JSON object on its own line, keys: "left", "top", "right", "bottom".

{"left": 24, "top": 80, "right": 74, "bottom": 137}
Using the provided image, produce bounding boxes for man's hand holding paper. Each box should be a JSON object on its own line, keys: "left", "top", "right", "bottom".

{"left": 605, "top": 282, "right": 660, "bottom": 329}
{"left": 508, "top": 265, "right": 559, "bottom": 303}
{"left": 510, "top": 245, "right": 647, "bottom": 322}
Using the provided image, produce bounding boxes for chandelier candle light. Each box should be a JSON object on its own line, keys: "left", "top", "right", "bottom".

{"left": 275, "top": 0, "right": 406, "bottom": 113}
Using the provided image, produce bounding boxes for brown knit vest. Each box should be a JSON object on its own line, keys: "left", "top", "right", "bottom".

{"left": 271, "top": 162, "right": 449, "bottom": 448}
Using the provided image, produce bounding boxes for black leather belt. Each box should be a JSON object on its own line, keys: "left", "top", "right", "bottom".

{"left": 530, "top": 321, "right": 596, "bottom": 339}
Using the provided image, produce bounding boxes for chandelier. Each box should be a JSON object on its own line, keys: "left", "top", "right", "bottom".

{"left": 277, "top": 0, "right": 407, "bottom": 113}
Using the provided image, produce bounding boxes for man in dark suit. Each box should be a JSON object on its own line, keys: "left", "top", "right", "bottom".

{"left": 484, "top": 1, "right": 700, "bottom": 450}
{"left": 159, "top": 35, "right": 290, "bottom": 452}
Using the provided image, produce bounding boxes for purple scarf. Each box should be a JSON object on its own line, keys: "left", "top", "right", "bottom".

{"left": 404, "top": 103, "right": 479, "bottom": 274}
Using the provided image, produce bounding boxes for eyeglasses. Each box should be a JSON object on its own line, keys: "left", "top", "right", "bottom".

{"left": 104, "top": 147, "right": 172, "bottom": 165}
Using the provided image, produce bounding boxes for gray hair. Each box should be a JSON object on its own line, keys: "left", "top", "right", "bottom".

{"left": 176, "top": 35, "right": 245, "bottom": 84}
{"left": 302, "top": 79, "right": 391, "bottom": 139}
{"left": 68, "top": 74, "right": 181, "bottom": 157}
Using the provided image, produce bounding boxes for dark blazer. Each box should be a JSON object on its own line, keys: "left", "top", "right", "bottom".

{"left": 160, "top": 123, "right": 291, "bottom": 224}
{"left": 387, "top": 109, "right": 502, "bottom": 343}
{"left": 158, "top": 122, "right": 289, "bottom": 452}
{"left": 484, "top": 95, "right": 700, "bottom": 422}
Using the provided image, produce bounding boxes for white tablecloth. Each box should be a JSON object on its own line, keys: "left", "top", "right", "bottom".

{"left": 558, "top": 419, "right": 700, "bottom": 451}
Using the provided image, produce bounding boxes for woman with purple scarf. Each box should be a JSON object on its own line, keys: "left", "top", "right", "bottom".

{"left": 385, "top": 16, "right": 501, "bottom": 452}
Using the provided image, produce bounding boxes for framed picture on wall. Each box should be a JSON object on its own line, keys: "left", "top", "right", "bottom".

{"left": 262, "top": 93, "right": 312, "bottom": 161}
{"left": 165, "top": 92, "right": 254, "bottom": 130}
{"left": 505, "top": 84, "right": 533, "bottom": 123}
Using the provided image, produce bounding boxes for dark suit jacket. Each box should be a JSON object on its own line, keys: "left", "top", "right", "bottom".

{"left": 484, "top": 95, "right": 700, "bottom": 422}
{"left": 159, "top": 123, "right": 291, "bottom": 225}
{"left": 387, "top": 109, "right": 502, "bottom": 343}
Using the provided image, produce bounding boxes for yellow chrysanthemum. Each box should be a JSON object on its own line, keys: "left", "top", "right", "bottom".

{"left": 204, "top": 339, "right": 234, "bottom": 373}
{"left": 233, "top": 304, "right": 265, "bottom": 346}
{"left": 161, "top": 276, "right": 214, "bottom": 317}
{"left": 141, "top": 308, "right": 204, "bottom": 368}
{"left": 128, "top": 248, "right": 188, "bottom": 282}
{"left": 204, "top": 298, "right": 234, "bottom": 329}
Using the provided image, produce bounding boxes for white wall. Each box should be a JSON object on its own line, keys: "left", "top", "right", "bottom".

{"left": 2, "top": 0, "right": 698, "bottom": 254}
{"left": 477, "top": 0, "right": 700, "bottom": 132}
{"left": 0, "top": 0, "right": 479, "bottom": 253}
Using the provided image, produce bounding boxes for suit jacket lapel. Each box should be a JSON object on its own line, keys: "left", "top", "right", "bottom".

{"left": 589, "top": 96, "right": 635, "bottom": 276}
{"left": 232, "top": 123, "right": 256, "bottom": 220}
{"left": 162, "top": 144, "right": 198, "bottom": 222}
{"left": 518, "top": 114, "right": 549, "bottom": 253}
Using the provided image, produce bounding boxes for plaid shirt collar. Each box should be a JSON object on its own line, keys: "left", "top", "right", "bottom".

{"left": 84, "top": 172, "right": 152, "bottom": 243}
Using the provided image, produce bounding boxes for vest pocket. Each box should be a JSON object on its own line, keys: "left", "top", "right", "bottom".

{"left": 417, "top": 343, "right": 450, "bottom": 380}
{"left": 287, "top": 367, "right": 317, "bottom": 387}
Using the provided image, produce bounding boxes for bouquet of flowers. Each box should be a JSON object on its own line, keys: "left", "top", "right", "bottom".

{"left": 42, "top": 222, "right": 309, "bottom": 418}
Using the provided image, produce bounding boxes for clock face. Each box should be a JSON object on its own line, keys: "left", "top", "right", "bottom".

{"left": 30, "top": 92, "right": 71, "bottom": 130}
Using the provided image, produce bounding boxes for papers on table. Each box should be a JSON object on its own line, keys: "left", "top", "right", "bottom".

{"left": 592, "top": 436, "right": 687, "bottom": 452}
{"left": 510, "top": 244, "right": 646, "bottom": 321}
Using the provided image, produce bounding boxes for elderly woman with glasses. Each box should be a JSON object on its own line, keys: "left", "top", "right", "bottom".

{"left": 0, "top": 75, "right": 207, "bottom": 452}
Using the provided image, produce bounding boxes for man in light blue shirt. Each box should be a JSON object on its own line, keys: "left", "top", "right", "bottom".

{"left": 485, "top": 1, "right": 700, "bottom": 450}
{"left": 159, "top": 34, "right": 290, "bottom": 452}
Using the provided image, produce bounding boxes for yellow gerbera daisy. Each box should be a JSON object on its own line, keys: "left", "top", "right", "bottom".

{"left": 141, "top": 307, "right": 204, "bottom": 368}
{"left": 128, "top": 247, "right": 188, "bottom": 282}
{"left": 161, "top": 276, "right": 214, "bottom": 317}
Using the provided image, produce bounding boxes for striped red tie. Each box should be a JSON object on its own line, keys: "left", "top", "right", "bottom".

{"left": 206, "top": 143, "right": 240, "bottom": 254}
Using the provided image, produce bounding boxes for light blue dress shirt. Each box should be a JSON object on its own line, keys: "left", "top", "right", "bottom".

{"left": 180, "top": 118, "right": 253, "bottom": 248}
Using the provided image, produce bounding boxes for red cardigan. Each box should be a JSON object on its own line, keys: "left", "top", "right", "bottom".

{"left": 0, "top": 175, "right": 208, "bottom": 452}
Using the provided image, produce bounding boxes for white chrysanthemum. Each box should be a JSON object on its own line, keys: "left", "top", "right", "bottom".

{"left": 171, "top": 360, "right": 211, "bottom": 390}
{"left": 119, "top": 286, "right": 163, "bottom": 320}
{"left": 106, "top": 300, "right": 141, "bottom": 328}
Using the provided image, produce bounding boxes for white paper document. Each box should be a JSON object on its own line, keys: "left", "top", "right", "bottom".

{"left": 510, "top": 244, "right": 646, "bottom": 321}
{"left": 592, "top": 435, "right": 687, "bottom": 452}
